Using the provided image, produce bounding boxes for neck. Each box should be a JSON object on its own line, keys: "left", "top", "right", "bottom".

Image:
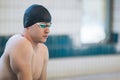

{"left": 21, "top": 29, "right": 37, "bottom": 49}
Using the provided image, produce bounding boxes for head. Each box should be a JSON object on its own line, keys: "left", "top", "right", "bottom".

{"left": 23, "top": 4, "right": 52, "bottom": 43}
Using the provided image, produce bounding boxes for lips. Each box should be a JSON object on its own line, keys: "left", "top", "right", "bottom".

{"left": 43, "top": 35, "right": 48, "bottom": 38}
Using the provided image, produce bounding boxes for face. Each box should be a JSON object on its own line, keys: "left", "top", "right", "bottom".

{"left": 29, "top": 22, "right": 51, "bottom": 43}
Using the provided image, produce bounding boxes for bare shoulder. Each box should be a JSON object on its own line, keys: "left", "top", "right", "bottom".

{"left": 5, "top": 34, "right": 32, "bottom": 50}
{"left": 5, "top": 35, "right": 33, "bottom": 75}
{"left": 5, "top": 34, "right": 33, "bottom": 56}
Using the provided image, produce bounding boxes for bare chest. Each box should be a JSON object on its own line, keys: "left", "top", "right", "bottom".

{"left": 32, "top": 50, "right": 44, "bottom": 79}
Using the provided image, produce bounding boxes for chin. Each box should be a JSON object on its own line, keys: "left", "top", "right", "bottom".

{"left": 39, "top": 40, "right": 47, "bottom": 43}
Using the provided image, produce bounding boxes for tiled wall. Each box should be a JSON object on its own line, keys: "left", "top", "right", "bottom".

{"left": 113, "top": 0, "right": 120, "bottom": 52}
{"left": 0, "top": 0, "right": 119, "bottom": 58}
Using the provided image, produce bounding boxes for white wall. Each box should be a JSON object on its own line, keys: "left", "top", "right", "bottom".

{"left": 0, "top": 0, "right": 82, "bottom": 36}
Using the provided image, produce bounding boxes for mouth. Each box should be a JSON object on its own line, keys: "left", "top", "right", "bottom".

{"left": 43, "top": 35, "right": 48, "bottom": 39}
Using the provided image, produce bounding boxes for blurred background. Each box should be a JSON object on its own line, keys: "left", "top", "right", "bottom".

{"left": 0, "top": 0, "right": 120, "bottom": 80}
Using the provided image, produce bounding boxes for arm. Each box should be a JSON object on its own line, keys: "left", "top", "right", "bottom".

{"left": 39, "top": 60, "right": 48, "bottom": 80}
{"left": 39, "top": 44, "right": 49, "bottom": 80}
{"left": 9, "top": 41, "right": 33, "bottom": 80}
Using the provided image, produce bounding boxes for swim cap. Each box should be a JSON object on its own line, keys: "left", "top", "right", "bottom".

{"left": 23, "top": 4, "right": 51, "bottom": 28}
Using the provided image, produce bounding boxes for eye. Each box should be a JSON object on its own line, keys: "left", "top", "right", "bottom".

{"left": 40, "top": 24, "right": 46, "bottom": 28}
{"left": 37, "top": 23, "right": 51, "bottom": 28}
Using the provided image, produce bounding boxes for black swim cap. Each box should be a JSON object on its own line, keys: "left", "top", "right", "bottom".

{"left": 23, "top": 4, "right": 51, "bottom": 28}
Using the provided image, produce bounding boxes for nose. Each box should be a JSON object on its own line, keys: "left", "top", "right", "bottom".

{"left": 45, "top": 27, "right": 50, "bottom": 34}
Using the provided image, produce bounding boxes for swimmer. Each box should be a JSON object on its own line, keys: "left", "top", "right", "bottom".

{"left": 0, "top": 4, "right": 51, "bottom": 80}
